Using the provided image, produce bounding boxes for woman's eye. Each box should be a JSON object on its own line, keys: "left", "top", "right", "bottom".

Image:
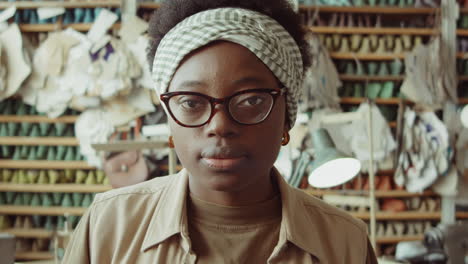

{"left": 181, "top": 100, "right": 200, "bottom": 108}
{"left": 239, "top": 96, "right": 264, "bottom": 107}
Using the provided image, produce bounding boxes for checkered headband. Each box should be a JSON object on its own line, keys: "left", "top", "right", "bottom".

{"left": 151, "top": 7, "right": 304, "bottom": 128}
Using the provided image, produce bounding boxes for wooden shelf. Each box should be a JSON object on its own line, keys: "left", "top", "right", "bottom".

{"left": 0, "top": 1, "right": 120, "bottom": 9}
{"left": 0, "top": 205, "right": 86, "bottom": 216}
{"left": 3, "top": 228, "right": 54, "bottom": 239}
{"left": 0, "top": 115, "right": 78, "bottom": 124}
{"left": 330, "top": 52, "right": 405, "bottom": 60}
{"left": 15, "top": 251, "right": 54, "bottom": 261}
{"left": 306, "top": 189, "right": 436, "bottom": 198}
{"left": 138, "top": 2, "right": 161, "bottom": 9}
{"left": 377, "top": 235, "right": 424, "bottom": 244}
{"left": 310, "top": 26, "right": 437, "bottom": 35}
{"left": 340, "top": 97, "right": 401, "bottom": 105}
{"left": 351, "top": 211, "right": 468, "bottom": 220}
{"left": 0, "top": 160, "right": 95, "bottom": 170}
{"left": 340, "top": 75, "right": 404, "bottom": 81}
{"left": 299, "top": 5, "right": 438, "bottom": 14}
{"left": 0, "top": 183, "right": 111, "bottom": 193}
{"left": 460, "top": 98, "right": 468, "bottom": 104}
{"left": 0, "top": 137, "right": 78, "bottom": 146}
{"left": 19, "top": 23, "right": 121, "bottom": 32}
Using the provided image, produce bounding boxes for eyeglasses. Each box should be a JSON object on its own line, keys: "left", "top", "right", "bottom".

{"left": 160, "top": 88, "right": 286, "bottom": 128}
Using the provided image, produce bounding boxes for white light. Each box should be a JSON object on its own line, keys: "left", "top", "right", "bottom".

{"left": 461, "top": 105, "right": 468, "bottom": 128}
{"left": 308, "top": 158, "right": 361, "bottom": 188}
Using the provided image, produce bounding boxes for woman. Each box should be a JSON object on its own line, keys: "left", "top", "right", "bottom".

{"left": 63, "top": 0, "right": 378, "bottom": 263}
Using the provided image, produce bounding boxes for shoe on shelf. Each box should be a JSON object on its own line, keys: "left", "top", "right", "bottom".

{"left": 377, "top": 62, "right": 390, "bottom": 76}
{"left": 401, "top": 35, "right": 413, "bottom": 51}
{"left": 75, "top": 170, "right": 87, "bottom": 184}
{"left": 48, "top": 170, "right": 60, "bottom": 184}
{"left": 55, "top": 146, "right": 66, "bottom": 161}
{"left": 52, "top": 193, "right": 63, "bottom": 206}
{"left": 72, "top": 193, "right": 84, "bottom": 207}
{"left": 350, "top": 34, "right": 363, "bottom": 53}
{"left": 37, "top": 170, "right": 49, "bottom": 184}
{"left": 353, "top": 83, "right": 365, "bottom": 97}
{"left": 390, "top": 59, "right": 404, "bottom": 76}
{"left": 367, "top": 62, "right": 379, "bottom": 75}
{"left": 61, "top": 193, "right": 73, "bottom": 207}
{"left": 27, "top": 170, "right": 39, "bottom": 184}
{"left": 12, "top": 147, "right": 21, "bottom": 161}
{"left": 338, "top": 36, "right": 350, "bottom": 53}
{"left": 81, "top": 193, "right": 93, "bottom": 207}
{"left": 380, "top": 81, "right": 395, "bottom": 98}
{"left": 375, "top": 37, "right": 388, "bottom": 54}
{"left": 85, "top": 171, "right": 97, "bottom": 185}
{"left": 369, "top": 35, "right": 379, "bottom": 52}
{"left": 5, "top": 192, "right": 15, "bottom": 204}
{"left": 41, "top": 193, "right": 54, "bottom": 207}
{"left": 46, "top": 146, "right": 57, "bottom": 161}
{"left": 366, "top": 82, "right": 383, "bottom": 99}
{"left": 332, "top": 34, "right": 342, "bottom": 52}
{"left": 96, "top": 170, "right": 106, "bottom": 184}
{"left": 358, "top": 36, "right": 371, "bottom": 54}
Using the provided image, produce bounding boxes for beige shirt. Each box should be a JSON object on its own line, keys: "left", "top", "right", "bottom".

{"left": 63, "top": 168, "right": 377, "bottom": 264}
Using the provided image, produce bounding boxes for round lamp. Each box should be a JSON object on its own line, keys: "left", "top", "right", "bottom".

{"left": 308, "top": 128, "right": 361, "bottom": 188}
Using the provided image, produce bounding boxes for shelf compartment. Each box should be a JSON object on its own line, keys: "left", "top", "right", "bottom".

{"left": 0, "top": 115, "right": 78, "bottom": 124}
{"left": 351, "top": 211, "right": 468, "bottom": 220}
{"left": 0, "top": 205, "right": 86, "bottom": 216}
{"left": 340, "top": 75, "right": 404, "bottom": 81}
{"left": 0, "top": 1, "right": 120, "bottom": 9}
{"left": 0, "top": 137, "right": 78, "bottom": 146}
{"left": 3, "top": 228, "right": 54, "bottom": 239}
{"left": 310, "top": 26, "right": 437, "bottom": 35}
{"left": 19, "top": 23, "right": 121, "bottom": 32}
{"left": 0, "top": 183, "right": 111, "bottom": 193}
{"left": 15, "top": 251, "right": 54, "bottom": 261}
{"left": 300, "top": 5, "right": 438, "bottom": 14}
{"left": 306, "top": 189, "right": 436, "bottom": 198}
{"left": 0, "top": 160, "right": 95, "bottom": 170}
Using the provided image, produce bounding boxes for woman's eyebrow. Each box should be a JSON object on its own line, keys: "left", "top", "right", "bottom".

{"left": 176, "top": 80, "right": 207, "bottom": 90}
{"left": 232, "top": 76, "right": 269, "bottom": 87}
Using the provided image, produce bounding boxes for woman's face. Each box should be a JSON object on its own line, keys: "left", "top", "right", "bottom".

{"left": 168, "top": 41, "right": 286, "bottom": 195}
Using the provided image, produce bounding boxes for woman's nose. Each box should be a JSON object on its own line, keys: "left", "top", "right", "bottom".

{"left": 204, "top": 104, "right": 239, "bottom": 138}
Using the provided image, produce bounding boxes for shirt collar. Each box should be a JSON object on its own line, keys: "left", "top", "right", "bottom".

{"left": 141, "top": 167, "right": 326, "bottom": 261}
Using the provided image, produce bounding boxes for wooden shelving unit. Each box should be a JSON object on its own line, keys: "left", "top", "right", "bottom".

{"left": 0, "top": 137, "right": 78, "bottom": 146}
{"left": 351, "top": 211, "right": 468, "bottom": 220}
{"left": 377, "top": 235, "right": 423, "bottom": 244}
{"left": 306, "top": 189, "right": 436, "bottom": 198}
{"left": 340, "top": 75, "right": 404, "bottom": 81}
{"left": 340, "top": 97, "right": 402, "bottom": 105}
{"left": 15, "top": 251, "right": 54, "bottom": 261}
{"left": 0, "top": 1, "right": 120, "bottom": 9}
{"left": 19, "top": 23, "right": 121, "bottom": 32}
{"left": 0, "top": 183, "right": 111, "bottom": 193}
{"left": 310, "top": 26, "right": 437, "bottom": 35}
{"left": 3, "top": 228, "right": 54, "bottom": 239}
{"left": 0, "top": 160, "right": 95, "bottom": 170}
{"left": 299, "top": 5, "right": 439, "bottom": 14}
{"left": 0, "top": 205, "right": 87, "bottom": 216}
{"left": 0, "top": 115, "right": 78, "bottom": 124}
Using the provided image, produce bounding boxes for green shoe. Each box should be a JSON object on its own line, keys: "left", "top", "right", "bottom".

{"left": 353, "top": 83, "right": 365, "bottom": 97}
{"left": 54, "top": 123, "right": 67, "bottom": 137}
{"left": 52, "top": 193, "right": 63, "bottom": 206}
{"left": 30, "top": 193, "right": 41, "bottom": 206}
{"left": 20, "top": 146, "right": 29, "bottom": 160}
{"left": 13, "top": 193, "right": 25, "bottom": 205}
{"left": 27, "top": 146, "right": 37, "bottom": 161}
{"left": 41, "top": 193, "right": 54, "bottom": 207}
{"left": 36, "top": 146, "right": 47, "bottom": 160}
{"left": 81, "top": 194, "right": 93, "bottom": 207}
{"left": 356, "top": 62, "right": 365, "bottom": 76}
{"left": 103, "top": 176, "right": 110, "bottom": 185}
{"left": 380, "top": 82, "right": 395, "bottom": 98}
{"left": 62, "top": 193, "right": 73, "bottom": 207}
{"left": 11, "top": 170, "right": 19, "bottom": 183}
{"left": 96, "top": 170, "right": 105, "bottom": 184}
{"left": 0, "top": 215, "right": 12, "bottom": 229}
{"left": 390, "top": 59, "right": 403, "bottom": 76}
{"left": 366, "top": 82, "right": 382, "bottom": 99}
{"left": 461, "top": 15, "right": 468, "bottom": 29}
{"left": 64, "top": 146, "right": 75, "bottom": 161}
{"left": 345, "top": 61, "right": 355, "bottom": 75}
{"left": 0, "top": 193, "right": 6, "bottom": 204}
{"left": 18, "top": 170, "right": 29, "bottom": 184}
{"left": 29, "top": 124, "right": 40, "bottom": 137}
{"left": 85, "top": 171, "right": 97, "bottom": 185}
{"left": 55, "top": 146, "right": 66, "bottom": 161}
{"left": 32, "top": 215, "right": 42, "bottom": 228}
{"left": 75, "top": 147, "right": 83, "bottom": 161}
{"left": 2, "top": 169, "right": 13, "bottom": 182}
{"left": 64, "top": 170, "right": 74, "bottom": 183}
{"left": 23, "top": 193, "right": 33, "bottom": 205}
{"left": 76, "top": 170, "right": 87, "bottom": 184}
{"left": 1, "top": 145, "right": 12, "bottom": 159}
{"left": 64, "top": 126, "right": 74, "bottom": 137}
{"left": 6, "top": 122, "right": 18, "bottom": 136}
{"left": 5, "top": 192, "right": 16, "bottom": 204}
{"left": 367, "top": 62, "right": 378, "bottom": 75}
{"left": 38, "top": 123, "right": 50, "bottom": 137}
{"left": 37, "top": 170, "right": 49, "bottom": 184}
{"left": 12, "top": 146, "right": 21, "bottom": 160}
{"left": 377, "top": 62, "right": 390, "bottom": 76}
{"left": 27, "top": 170, "right": 39, "bottom": 184}
{"left": 48, "top": 170, "right": 59, "bottom": 184}
{"left": 46, "top": 147, "right": 56, "bottom": 161}
{"left": 44, "top": 216, "right": 55, "bottom": 230}
{"left": 57, "top": 216, "right": 65, "bottom": 229}
{"left": 72, "top": 193, "right": 83, "bottom": 207}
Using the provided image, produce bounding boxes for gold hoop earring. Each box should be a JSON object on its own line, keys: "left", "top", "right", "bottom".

{"left": 281, "top": 131, "right": 290, "bottom": 146}
{"left": 168, "top": 136, "right": 175, "bottom": 148}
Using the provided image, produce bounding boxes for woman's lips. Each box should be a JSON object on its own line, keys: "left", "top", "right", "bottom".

{"left": 201, "top": 156, "right": 246, "bottom": 170}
